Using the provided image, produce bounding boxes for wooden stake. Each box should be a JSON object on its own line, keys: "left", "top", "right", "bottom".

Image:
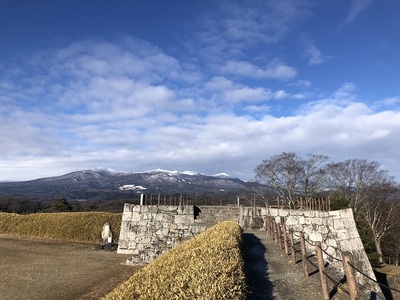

{"left": 300, "top": 232, "right": 309, "bottom": 277}
{"left": 342, "top": 254, "right": 358, "bottom": 300}
{"left": 277, "top": 222, "right": 283, "bottom": 248}
{"left": 281, "top": 217, "right": 289, "bottom": 255}
{"left": 315, "top": 241, "right": 330, "bottom": 300}
{"left": 289, "top": 229, "right": 296, "bottom": 264}
{"left": 273, "top": 220, "right": 278, "bottom": 244}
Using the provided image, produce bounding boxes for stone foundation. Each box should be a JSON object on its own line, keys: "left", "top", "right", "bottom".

{"left": 118, "top": 204, "right": 208, "bottom": 264}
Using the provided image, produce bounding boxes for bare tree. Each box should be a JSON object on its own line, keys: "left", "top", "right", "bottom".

{"left": 362, "top": 180, "right": 400, "bottom": 263}
{"left": 326, "top": 159, "right": 390, "bottom": 213}
{"left": 255, "top": 152, "right": 329, "bottom": 208}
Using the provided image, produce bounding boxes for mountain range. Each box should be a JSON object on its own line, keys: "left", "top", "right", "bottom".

{"left": 0, "top": 168, "right": 263, "bottom": 201}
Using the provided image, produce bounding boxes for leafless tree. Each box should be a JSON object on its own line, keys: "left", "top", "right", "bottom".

{"left": 255, "top": 152, "right": 329, "bottom": 208}
{"left": 326, "top": 159, "right": 390, "bottom": 213}
{"left": 362, "top": 180, "right": 400, "bottom": 263}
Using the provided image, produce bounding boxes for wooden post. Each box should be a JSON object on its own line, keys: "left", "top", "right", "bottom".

{"left": 273, "top": 219, "right": 278, "bottom": 244}
{"left": 328, "top": 196, "right": 331, "bottom": 211}
{"left": 342, "top": 254, "right": 358, "bottom": 300}
{"left": 300, "top": 197, "right": 303, "bottom": 210}
{"left": 150, "top": 194, "right": 153, "bottom": 205}
{"left": 277, "top": 222, "right": 283, "bottom": 248}
{"left": 157, "top": 193, "right": 161, "bottom": 206}
{"left": 315, "top": 241, "right": 330, "bottom": 300}
{"left": 300, "top": 232, "right": 309, "bottom": 277}
{"left": 289, "top": 229, "right": 296, "bottom": 264}
{"left": 268, "top": 217, "right": 272, "bottom": 235}
{"left": 281, "top": 217, "right": 289, "bottom": 255}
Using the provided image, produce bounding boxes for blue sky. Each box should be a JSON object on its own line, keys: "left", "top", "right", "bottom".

{"left": 1, "top": 0, "right": 400, "bottom": 181}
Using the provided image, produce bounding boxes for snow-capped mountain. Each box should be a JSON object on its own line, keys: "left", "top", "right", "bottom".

{"left": 0, "top": 168, "right": 262, "bottom": 201}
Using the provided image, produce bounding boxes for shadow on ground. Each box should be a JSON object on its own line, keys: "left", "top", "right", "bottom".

{"left": 242, "top": 233, "right": 275, "bottom": 300}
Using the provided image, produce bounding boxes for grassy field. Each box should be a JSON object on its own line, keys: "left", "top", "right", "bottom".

{"left": 104, "top": 221, "right": 247, "bottom": 300}
{"left": 0, "top": 212, "right": 122, "bottom": 243}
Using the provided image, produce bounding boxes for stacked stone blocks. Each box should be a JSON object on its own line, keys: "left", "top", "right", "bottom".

{"left": 118, "top": 204, "right": 208, "bottom": 264}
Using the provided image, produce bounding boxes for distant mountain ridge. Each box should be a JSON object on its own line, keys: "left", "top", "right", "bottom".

{"left": 0, "top": 168, "right": 261, "bottom": 201}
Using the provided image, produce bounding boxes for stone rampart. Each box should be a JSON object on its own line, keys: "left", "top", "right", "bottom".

{"left": 117, "top": 204, "right": 208, "bottom": 264}
{"left": 239, "top": 207, "right": 381, "bottom": 294}
{"left": 194, "top": 205, "right": 240, "bottom": 225}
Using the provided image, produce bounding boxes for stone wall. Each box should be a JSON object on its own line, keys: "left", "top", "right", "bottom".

{"left": 239, "top": 207, "right": 381, "bottom": 294}
{"left": 194, "top": 205, "right": 240, "bottom": 225}
{"left": 118, "top": 204, "right": 208, "bottom": 264}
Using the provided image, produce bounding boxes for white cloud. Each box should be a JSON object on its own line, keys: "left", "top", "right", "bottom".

{"left": 274, "top": 90, "right": 289, "bottom": 99}
{"left": 205, "top": 76, "right": 273, "bottom": 103}
{"left": 264, "top": 59, "right": 297, "bottom": 80}
{"left": 379, "top": 97, "right": 400, "bottom": 106}
{"left": 221, "top": 59, "right": 297, "bottom": 80}
{"left": 345, "top": 0, "right": 374, "bottom": 23}
{"left": 303, "top": 39, "right": 327, "bottom": 65}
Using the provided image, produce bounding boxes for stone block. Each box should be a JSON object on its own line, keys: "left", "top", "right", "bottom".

{"left": 313, "top": 218, "right": 323, "bottom": 225}
{"left": 309, "top": 232, "right": 322, "bottom": 242}
{"left": 326, "top": 239, "right": 337, "bottom": 248}
{"left": 339, "top": 208, "right": 354, "bottom": 218}
{"left": 169, "top": 223, "right": 178, "bottom": 232}
{"left": 328, "top": 210, "right": 341, "bottom": 217}
{"left": 303, "top": 226, "right": 312, "bottom": 235}
{"left": 175, "top": 215, "right": 192, "bottom": 224}
{"left": 286, "top": 217, "right": 298, "bottom": 226}
{"left": 319, "top": 225, "right": 329, "bottom": 234}
{"left": 279, "top": 210, "right": 289, "bottom": 217}
{"left": 336, "top": 230, "right": 348, "bottom": 240}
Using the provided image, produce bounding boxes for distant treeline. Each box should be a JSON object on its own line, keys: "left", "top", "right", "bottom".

{"left": 0, "top": 192, "right": 243, "bottom": 214}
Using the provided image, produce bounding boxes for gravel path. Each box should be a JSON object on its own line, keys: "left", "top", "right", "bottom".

{"left": 0, "top": 234, "right": 138, "bottom": 300}
{"left": 243, "top": 229, "right": 330, "bottom": 300}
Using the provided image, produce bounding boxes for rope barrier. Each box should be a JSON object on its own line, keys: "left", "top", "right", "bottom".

{"left": 304, "top": 238, "right": 316, "bottom": 247}
{"left": 268, "top": 215, "right": 400, "bottom": 298}
{"left": 318, "top": 245, "right": 343, "bottom": 263}
{"left": 347, "top": 261, "right": 400, "bottom": 294}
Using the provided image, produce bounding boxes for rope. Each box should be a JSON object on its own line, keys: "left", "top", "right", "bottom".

{"left": 268, "top": 215, "right": 400, "bottom": 297}
{"left": 347, "top": 261, "right": 400, "bottom": 293}
{"left": 318, "top": 245, "right": 343, "bottom": 263}
{"left": 304, "top": 238, "right": 316, "bottom": 247}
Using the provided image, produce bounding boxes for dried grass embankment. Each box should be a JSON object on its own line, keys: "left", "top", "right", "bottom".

{"left": 103, "top": 221, "right": 247, "bottom": 300}
{"left": 0, "top": 212, "right": 122, "bottom": 243}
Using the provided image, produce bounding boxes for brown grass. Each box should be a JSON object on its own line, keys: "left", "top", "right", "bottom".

{"left": 103, "top": 221, "right": 247, "bottom": 300}
{"left": 0, "top": 212, "right": 122, "bottom": 243}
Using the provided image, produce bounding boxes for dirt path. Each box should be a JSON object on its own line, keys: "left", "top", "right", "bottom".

{"left": 243, "top": 230, "right": 327, "bottom": 300}
{"left": 0, "top": 234, "right": 139, "bottom": 300}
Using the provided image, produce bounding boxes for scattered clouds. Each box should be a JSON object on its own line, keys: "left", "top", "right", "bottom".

{"left": 1, "top": 1, "right": 400, "bottom": 183}
{"left": 301, "top": 37, "right": 329, "bottom": 65}
{"left": 221, "top": 59, "right": 297, "bottom": 80}
{"left": 1, "top": 45, "right": 400, "bottom": 182}
{"left": 345, "top": 0, "right": 374, "bottom": 23}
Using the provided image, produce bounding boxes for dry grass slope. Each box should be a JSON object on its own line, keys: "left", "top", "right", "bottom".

{"left": 0, "top": 212, "right": 122, "bottom": 243}
{"left": 103, "top": 221, "right": 247, "bottom": 300}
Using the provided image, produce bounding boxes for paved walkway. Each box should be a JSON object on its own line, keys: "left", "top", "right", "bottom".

{"left": 243, "top": 229, "right": 326, "bottom": 300}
